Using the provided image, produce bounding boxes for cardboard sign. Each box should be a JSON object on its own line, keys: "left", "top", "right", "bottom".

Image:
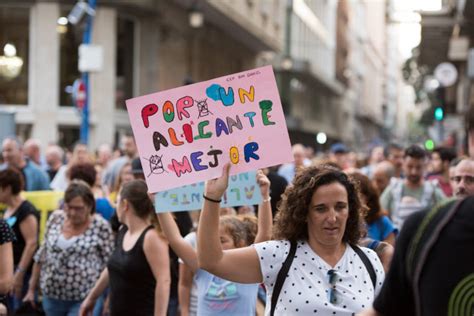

{"left": 154, "top": 171, "right": 261, "bottom": 212}
{"left": 126, "top": 65, "right": 292, "bottom": 193}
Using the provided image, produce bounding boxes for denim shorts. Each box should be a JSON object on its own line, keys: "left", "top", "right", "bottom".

{"left": 42, "top": 296, "right": 82, "bottom": 316}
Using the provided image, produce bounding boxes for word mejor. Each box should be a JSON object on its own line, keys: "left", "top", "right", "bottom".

{"left": 140, "top": 85, "right": 276, "bottom": 177}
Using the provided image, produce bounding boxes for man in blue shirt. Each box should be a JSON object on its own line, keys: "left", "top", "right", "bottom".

{"left": 1, "top": 137, "right": 50, "bottom": 191}
{"left": 277, "top": 143, "right": 310, "bottom": 183}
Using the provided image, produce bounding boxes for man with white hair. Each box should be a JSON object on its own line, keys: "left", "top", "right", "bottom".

{"left": 277, "top": 143, "right": 310, "bottom": 183}
{"left": 96, "top": 143, "right": 113, "bottom": 169}
{"left": 451, "top": 158, "right": 474, "bottom": 198}
{"left": 1, "top": 137, "right": 50, "bottom": 191}
{"left": 45, "top": 145, "right": 64, "bottom": 183}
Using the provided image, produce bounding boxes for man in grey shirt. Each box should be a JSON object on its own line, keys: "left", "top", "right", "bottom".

{"left": 380, "top": 144, "right": 445, "bottom": 230}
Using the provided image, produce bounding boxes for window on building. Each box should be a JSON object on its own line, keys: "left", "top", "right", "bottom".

{"left": 59, "top": 10, "right": 82, "bottom": 107}
{"left": 16, "top": 124, "right": 32, "bottom": 142}
{"left": 116, "top": 16, "right": 135, "bottom": 110}
{"left": 58, "top": 125, "right": 80, "bottom": 149}
{"left": 0, "top": 7, "right": 29, "bottom": 105}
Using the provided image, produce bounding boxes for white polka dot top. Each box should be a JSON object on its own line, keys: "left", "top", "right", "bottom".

{"left": 254, "top": 240, "right": 385, "bottom": 315}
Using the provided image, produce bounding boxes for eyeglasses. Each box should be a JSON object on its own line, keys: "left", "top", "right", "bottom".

{"left": 327, "top": 269, "right": 339, "bottom": 304}
{"left": 450, "top": 175, "right": 474, "bottom": 185}
{"left": 65, "top": 204, "right": 87, "bottom": 212}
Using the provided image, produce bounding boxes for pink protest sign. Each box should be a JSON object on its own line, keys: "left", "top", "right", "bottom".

{"left": 126, "top": 65, "right": 293, "bottom": 193}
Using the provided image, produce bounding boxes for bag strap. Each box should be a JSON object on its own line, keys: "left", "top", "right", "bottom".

{"left": 406, "top": 198, "right": 458, "bottom": 279}
{"left": 405, "top": 198, "right": 460, "bottom": 316}
{"left": 270, "top": 240, "right": 297, "bottom": 316}
{"left": 350, "top": 244, "right": 376, "bottom": 289}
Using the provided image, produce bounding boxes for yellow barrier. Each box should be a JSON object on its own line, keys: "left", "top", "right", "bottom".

{"left": 0, "top": 191, "right": 64, "bottom": 243}
{"left": 22, "top": 191, "right": 64, "bottom": 243}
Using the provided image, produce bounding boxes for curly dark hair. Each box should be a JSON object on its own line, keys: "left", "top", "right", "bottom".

{"left": 67, "top": 163, "right": 97, "bottom": 187}
{"left": 349, "top": 172, "right": 385, "bottom": 224}
{"left": 0, "top": 167, "right": 24, "bottom": 195}
{"left": 273, "top": 165, "right": 362, "bottom": 245}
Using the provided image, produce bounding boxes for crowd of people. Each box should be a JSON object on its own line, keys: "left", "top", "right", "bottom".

{"left": 0, "top": 111, "right": 473, "bottom": 316}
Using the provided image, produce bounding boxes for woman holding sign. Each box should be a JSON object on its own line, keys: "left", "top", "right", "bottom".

{"left": 80, "top": 180, "right": 170, "bottom": 316}
{"left": 157, "top": 170, "right": 272, "bottom": 315}
{"left": 197, "top": 164, "right": 385, "bottom": 315}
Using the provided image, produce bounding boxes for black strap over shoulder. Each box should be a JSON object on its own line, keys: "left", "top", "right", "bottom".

{"left": 270, "top": 240, "right": 297, "bottom": 316}
{"left": 405, "top": 198, "right": 461, "bottom": 316}
{"left": 350, "top": 244, "right": 377, "bottom": 289}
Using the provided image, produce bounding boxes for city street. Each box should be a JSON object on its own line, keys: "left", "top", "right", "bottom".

{"left": 0, "top": 1, "right": 473, "bottom": 316}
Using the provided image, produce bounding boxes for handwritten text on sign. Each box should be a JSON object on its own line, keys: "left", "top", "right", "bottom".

{"left": 154, "top": 171, "right": 261, "bottom": 212}
{"left": 126, "top": 66, "right": 292, "bottom": 193}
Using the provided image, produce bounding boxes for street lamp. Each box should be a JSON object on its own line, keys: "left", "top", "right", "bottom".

{"left": 316, "top": 132, "right": 327, "bottom": 145}
{"left": 57, "top": 16, "right": 68, "bottom": 26}
{"left": 0, "top": 43, "right": 23, "bottom": 79}
{"left": 316, "top": 132, "right": 327, "bottom": 154}
{"left": 67, "top": 0, "right": 97, "bottom": 145}
{"left": 189, "top": 10, "right": 204, "bottom": 28}
{"left": 67, "top": 0, "right": 96, "bottom": 25}
{"left": 281, "top": 56, "right": 293, "bottom": 71}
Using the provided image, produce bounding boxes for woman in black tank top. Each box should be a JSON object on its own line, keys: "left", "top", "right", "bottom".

{"left": 79, "top": 180, "right": 170, "bottom": 316}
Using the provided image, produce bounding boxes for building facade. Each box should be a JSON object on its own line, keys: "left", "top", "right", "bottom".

{"left": 0, "top": 0, "right": 284, "bottom": 150}
{"left": 418, "top": 0, "right": 473, "bottom": 150}
{"left": 0, "top": 0, "right": 408, "bottom": 153}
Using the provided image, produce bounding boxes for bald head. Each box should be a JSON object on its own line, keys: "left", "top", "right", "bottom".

{"left": 452, "top": 159, "right": 474, "bottom": 198}
{"left": 372, "top": 161, "right": 395, "bottom": 194}
{"left": 24, "top": 139, "right": 42, "bottom": 165}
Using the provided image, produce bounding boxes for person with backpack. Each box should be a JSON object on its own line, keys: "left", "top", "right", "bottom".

{"left": 358, "top": 196, "right": 474, "bottom": 316}
{"left": 380, "top": 145, "right": 446, "bottom": 230}
{"left": 198, "top": 164, "right": 385, "bottom": 315}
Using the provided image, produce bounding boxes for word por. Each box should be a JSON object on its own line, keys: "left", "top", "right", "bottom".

{"left": 140, "top": 85, "right": 257, "bottom": 128}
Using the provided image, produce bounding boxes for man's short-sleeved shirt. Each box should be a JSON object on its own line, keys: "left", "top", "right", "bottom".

{"left": 380, "top": 180, "right": 446, "bottom": 229}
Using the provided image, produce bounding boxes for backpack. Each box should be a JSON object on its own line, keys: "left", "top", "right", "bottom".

{"left": 405, "top": 198, "right": 460, "bottom": 316}
{"left": 269, "top": 241, "right": 376, "bottom": 316}
{"left": 389, "top": 179, "right": 439, "bottom": 229}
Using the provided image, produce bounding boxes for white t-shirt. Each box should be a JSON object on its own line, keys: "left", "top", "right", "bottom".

{"left": 254, "top": 240, "right": 385, "bottom": 315}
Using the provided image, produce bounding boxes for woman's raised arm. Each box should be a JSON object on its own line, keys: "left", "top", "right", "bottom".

{"left": 254, "top": 170, "right": 272, "bottom": 243}
{"left": 157, "top": 212, "right": 198, "bottom": 272}
{"left": 197, "top": 164, "right": 263, "bottom": 284}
